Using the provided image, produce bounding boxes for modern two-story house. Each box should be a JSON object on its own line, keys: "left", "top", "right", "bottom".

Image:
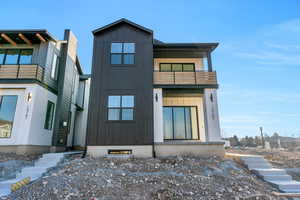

{"left": 0, "top": 29, "right": 89, "bottom": 154}
{"left": 86, "top": 19, "right": 224, "bottom": 157}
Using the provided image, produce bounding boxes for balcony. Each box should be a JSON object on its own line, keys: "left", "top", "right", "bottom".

{"left": 153, "top": 71, "right": 217, "bottom": 87}
{"left": 0, "top": 64, "right": 44, "bottom": 81}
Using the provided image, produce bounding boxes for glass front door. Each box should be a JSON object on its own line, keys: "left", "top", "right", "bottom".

{"left": 163, "top": 106, "right": 199, "bottom": 140}
{"left": 0, "top": 95, "right": 18, "bottom": 138}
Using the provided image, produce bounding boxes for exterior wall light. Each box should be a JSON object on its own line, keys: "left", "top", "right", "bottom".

{"left": 26, "top": 92, "right": 32, "bottom": 102}
{"left": 63, "top": 121, "right": 68, "bottom": 127}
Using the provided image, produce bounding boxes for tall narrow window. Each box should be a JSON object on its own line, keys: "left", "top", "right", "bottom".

{"left": 0, "top": 49, "right": 5, "bottom": 64}
{"left": 111, "top": 43, "right": 135, "bottom": 64}
{"left": 44, "top": 101, "right": 55, "bottom": 130}
{"left": 51, "top": 54, "right": 58, "bottom": 79}
{"left": 4, "top": 49, "right": 19, "bottom": 64}
{"left": 0, "top": 95, "right": 18, "bottom": 138}
{"left": 108, "top": 95, "right": 134, "bottom": 120}
{"left": 0, "top": 49, "right": 33, "bottom": 65}
{"left": 19, "top": 49, "right": 33, "bottom": 64}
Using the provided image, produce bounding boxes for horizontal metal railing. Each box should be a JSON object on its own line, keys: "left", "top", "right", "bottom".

{"left": 153, "top": 71, "right": 217, "bottom": 85}
{"left": 0, "top": 64, "right": 44, "bottom": 81}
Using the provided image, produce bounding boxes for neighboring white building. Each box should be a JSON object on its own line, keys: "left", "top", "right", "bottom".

{"left": 0, "top": 30, "right": 89, "bottom": 154}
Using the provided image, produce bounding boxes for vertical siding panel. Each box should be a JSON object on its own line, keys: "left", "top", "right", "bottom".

{"left": 87, "top": 23, "right": 154, "bottom": 146}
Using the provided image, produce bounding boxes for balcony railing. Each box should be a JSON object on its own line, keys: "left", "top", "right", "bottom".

{"left": 0, "top": 64, "right": 44, "bottom": 81}
{"left": 153, "top": 71, "right": 217, "bottom": 85}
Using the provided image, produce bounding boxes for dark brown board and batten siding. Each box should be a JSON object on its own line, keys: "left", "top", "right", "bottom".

{"left": 87, "top": 23, "right": 154, "bottom": 146}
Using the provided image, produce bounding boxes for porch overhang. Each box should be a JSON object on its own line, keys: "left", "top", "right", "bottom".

{"left": 153, "top": 43, "right": 218, "bottom": 58}
{"left": 0, "top": 30, "right": 57, "bottom": 45}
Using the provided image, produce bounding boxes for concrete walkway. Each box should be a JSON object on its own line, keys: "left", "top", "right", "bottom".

{"left": 0, "top": 151, "right": 82, "bottom": 197}
{"left": 227, "top": 153, "right": 300, "bottom": 194}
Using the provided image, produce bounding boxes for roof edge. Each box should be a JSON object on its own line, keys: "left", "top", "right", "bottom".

{"left": 0, "top": 29, "right": 58, "bottom": 42}
{"left": 154, "top": 42, "right": 219, "bottom": 51}
{"left": 92, "top": 18, "right": 153, "bottom": 35}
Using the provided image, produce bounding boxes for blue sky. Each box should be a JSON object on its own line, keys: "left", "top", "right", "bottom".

{"left": 2, "top": 0, "right": 300, "bottom": 138}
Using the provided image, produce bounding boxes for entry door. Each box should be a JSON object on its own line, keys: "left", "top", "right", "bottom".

{"left": 163, "top": 106, "right": 199, "bottom": 140}
{"left": 0, "top": 90, "right": 21, "bottom": 139}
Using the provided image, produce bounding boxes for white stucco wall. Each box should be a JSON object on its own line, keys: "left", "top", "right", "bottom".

{"left": 0, "top": 84, "right": 57, "bottom": 146}
{"left": 153, "top": 88, "right": 164, "bottom": 143}
{"left": 27, "top": 85, "right": 57, "bottom": 145}
{"left": 203, "top": 89, "right": 221, "bottom": 142}
{"left": 74, "top": 78, "right": 91, "bottom": 147}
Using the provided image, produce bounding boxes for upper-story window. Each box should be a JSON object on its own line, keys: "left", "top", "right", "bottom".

{"left": 108, "top": 95, "right": 134, "bottom": 120}
{"left": 50, "top": 54, "right": 59, "bottom": 80}
{"left": 111, "top": 43, "right": 135, "bottom": 65}
{"left": 0, "top": 49, "right": 33, "bottom": 65}
{"left": 159, "top": 63, "right": 195, "bottom": 72}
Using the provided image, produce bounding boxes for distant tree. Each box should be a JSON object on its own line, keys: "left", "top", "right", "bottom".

{"left": 272, "top": 132, "right": 280, "bottom": 139}
{"left": 255, "top": 136, "right": 262, "bottom": 146}
{"left": 239, "top": 136, "right": 257, "bottom": 147}
{"left": 270, "top": 132, "right": 280, "bottom": 148}
{"left": 229, "top": 135, "right": 240, "bottom": 146}
{"left": 248, "top": 137, "right": 257, "bottom": 147}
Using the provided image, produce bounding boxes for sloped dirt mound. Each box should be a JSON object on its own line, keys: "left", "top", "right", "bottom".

{"left": 2, "top": 155, "right": 284, "bottom": 200}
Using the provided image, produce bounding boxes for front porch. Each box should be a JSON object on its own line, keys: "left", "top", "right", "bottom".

{"left": 155, "top": 141, "right": 225, "bottom": 157}
{"left": 153, "top": 88, "right": 224, "bottom": 156}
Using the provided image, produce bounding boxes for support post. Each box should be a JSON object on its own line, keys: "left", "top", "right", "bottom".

{"left": 207, "top": 51, "right": 213, "bottom": 72}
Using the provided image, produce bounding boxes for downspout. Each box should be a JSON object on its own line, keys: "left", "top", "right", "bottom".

{"left": 152, "top": 92, "right": 159, "bottom": 158}
{"left": 81, "top": 130, "right": 87, "bottom": 158}
{"left": 82, "top": 80, "right": 88, "bottom": 158}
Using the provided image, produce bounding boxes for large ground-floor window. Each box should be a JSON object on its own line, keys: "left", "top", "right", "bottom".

{"left": 0, "top": 95, "right": 18, "bottom": 138}
{"left": 163, "top": 106, "right": 199, "bottom": 140}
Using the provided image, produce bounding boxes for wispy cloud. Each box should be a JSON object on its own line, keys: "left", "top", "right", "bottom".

{"left": 219, "top": 85, "right": 300, "bottom": 105}
{"left": 230, "top": 19, "right": 300, "bottom": 67}
{"left": 236, "top": 51, "right": 300, "bottom": 65}
{"left": 218, "top": 19, "right": 300, "bottom": 137}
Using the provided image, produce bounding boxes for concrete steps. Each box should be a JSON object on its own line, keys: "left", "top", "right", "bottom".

{"left": 0, "top": 151, "right": 82, "bottom": 197}
{"left": 240, "top": 155, "right": 300, "bottom": 194}
{"left": 263, "top": 175, "right": 292, "bottom": 182}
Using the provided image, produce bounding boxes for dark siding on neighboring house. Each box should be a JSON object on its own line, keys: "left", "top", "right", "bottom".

{"left": 87, "top": 23, "right": 154, "bottom": 146}
{"left": 52, "top": 30, "right": 78, "bottom": 146}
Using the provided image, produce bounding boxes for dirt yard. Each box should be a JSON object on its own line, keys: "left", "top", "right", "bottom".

{"left": 1, "top": 155, "right": 284, "bottom": 200}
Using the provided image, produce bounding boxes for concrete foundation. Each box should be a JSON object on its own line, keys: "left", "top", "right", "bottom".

{"left": 87, "top": 145, "right": 153, "bottom": 158}
{"left": 87, "top": 142, "right": 225, "bottom": 158}
{"left": 154, "top": 141, "right": 225, "bottom": 157}
{"left": 0, "top": 145, "right": 50, "bottom": 155}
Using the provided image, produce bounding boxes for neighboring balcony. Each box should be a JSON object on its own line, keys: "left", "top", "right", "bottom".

{"left": 0, "top": 64, "right": 44, "bottom": 82}
{"left": 153, "top": 71, "right": 217, "bottom": 87}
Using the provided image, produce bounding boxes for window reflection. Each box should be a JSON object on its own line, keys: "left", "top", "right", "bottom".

{"left": 163, "top": 106, "right": 198, "bottom": 140}
{"left": 0, "top": 95, "right": 18, "bottom": 138}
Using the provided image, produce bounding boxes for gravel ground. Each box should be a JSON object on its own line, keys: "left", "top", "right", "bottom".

{"left": 0, "top": 153, "right": 40, "bottom": 163}
{"left": 1, "top": 155, "right": 284, "bottom": 200}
